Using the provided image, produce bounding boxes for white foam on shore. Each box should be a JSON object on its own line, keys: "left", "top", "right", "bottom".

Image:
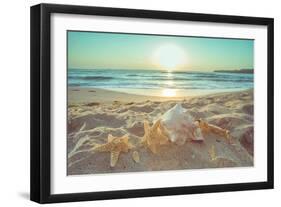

{"left": 105, "top": 87, "right": 251, "bottom": 97}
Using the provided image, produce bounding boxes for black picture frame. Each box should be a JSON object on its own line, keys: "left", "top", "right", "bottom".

{"left": 30, "top": 3, "right": 274, "bottom": 204}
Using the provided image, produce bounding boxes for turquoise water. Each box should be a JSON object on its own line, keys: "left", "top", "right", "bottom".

{"left": 68, "top": 69, "right": 253, "bottom": 93}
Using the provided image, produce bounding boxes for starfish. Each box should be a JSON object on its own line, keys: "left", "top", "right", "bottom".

{"left": 141, "top": 120, "right": 169, "bottom": 154}
{"left": 93, "top": 134, "right": 134, "bottom": 167}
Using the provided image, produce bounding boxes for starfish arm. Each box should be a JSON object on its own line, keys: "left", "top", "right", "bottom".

{"left": 121, "top": 135, "right": 129, "bottom": 144}
{"left": 93, "top": 143, "right": 112, "bottom": 152}
{"left": 159, "top": 122, "right": 167, "bottom": 134}
{"left": 197, "top": 119, "right": 210, "bottom": 132}
{"left": 122, "top": 134, "right": 129, "bottom": 139}
{"left": 159, "top": 123, "right": 166, "bottom": 133}
{"left": 159, "top": 134, "right": 169, "bottom": 144}
{"left": 152, "top": 119, "right": 161, "bottom": 131}
{"left": 148, "top": 143, "right": 157, "bottom": 154}
{"left": 128, "top": 143, "right": 135, "bottom": 150}
{"left": 143, "top": 120, "right": 150, "bottom": 134}
{"left": 140, "top": 136, "right": 147, "bottom": 147}
{"left": 108, "top": 134, "right": 115, "bottom": 142}
{"left": 110, "top": 150, "right": 120, "bottom": 167}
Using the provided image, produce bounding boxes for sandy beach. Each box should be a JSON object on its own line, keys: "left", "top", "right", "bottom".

{"left": 67, "top": 87, "right": 254, "bottom": 175}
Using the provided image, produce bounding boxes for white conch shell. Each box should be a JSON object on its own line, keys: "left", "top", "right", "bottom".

{"left": 160, "top": 103, "right": 204, "bottom": 145}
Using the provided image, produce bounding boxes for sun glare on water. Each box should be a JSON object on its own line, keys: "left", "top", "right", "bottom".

{"left": 154, "top": 44, "right": 187, "bottom": 70}
{"left": 154, "top": 44, "right": 186, "bottom": 97}
{"left": 162, "top": 89, "right": 177, "bottom": 97}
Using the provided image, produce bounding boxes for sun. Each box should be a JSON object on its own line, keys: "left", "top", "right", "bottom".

{"left": 153, "top": 44, "right": 187, "bottom": 70}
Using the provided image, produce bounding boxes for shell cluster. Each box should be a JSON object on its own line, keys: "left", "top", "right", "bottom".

{"left": 93, "top": 103, "right": 231, "bottom": 167}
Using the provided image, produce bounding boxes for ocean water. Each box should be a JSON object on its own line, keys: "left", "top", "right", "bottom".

{"left": 68, "top": 69, "right": 253, "bottom": 95}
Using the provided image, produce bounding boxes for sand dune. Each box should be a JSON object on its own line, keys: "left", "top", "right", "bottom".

{"left": 67, "top": 88, "right": 253, "bottom": 175}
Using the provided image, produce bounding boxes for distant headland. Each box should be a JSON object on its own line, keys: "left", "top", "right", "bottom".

{"left": 214, "top": 69, "right": 254, "bottom": 74}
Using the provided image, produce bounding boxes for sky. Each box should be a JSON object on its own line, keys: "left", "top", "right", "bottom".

{"left": 68, "top": 31, "right": 254, "bottom": 71}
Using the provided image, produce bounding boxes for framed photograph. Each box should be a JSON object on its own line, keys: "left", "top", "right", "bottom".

{"left": 30, "top": 3, "right": 274, "bottom": 203}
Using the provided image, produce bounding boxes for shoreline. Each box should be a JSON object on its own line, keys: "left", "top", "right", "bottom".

{"left": 68, "top": 86, "right": 253, "bottom": 104}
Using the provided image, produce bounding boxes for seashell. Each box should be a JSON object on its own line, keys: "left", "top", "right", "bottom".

{"left": 132, "top": 151, "right": 140, "bottom": 163}
{"left": 208, "top": 145, "right": 237, "bottom": 167}
{"left": 159, "top": 103, "right": 202, "bottom": 145}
